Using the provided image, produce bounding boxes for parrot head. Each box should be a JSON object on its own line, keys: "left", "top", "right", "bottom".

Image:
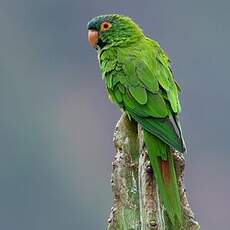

{"left": 87, "top": 14, "right": 143, "bottom": 49}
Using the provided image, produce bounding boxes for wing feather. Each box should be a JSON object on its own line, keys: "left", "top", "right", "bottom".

{"left": 100, "top": 43, "right": 185, "bottom": 152}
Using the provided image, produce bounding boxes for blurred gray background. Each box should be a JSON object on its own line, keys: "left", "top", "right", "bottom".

{"left": 0, "top": 0, "right": 229, "bottom": 229}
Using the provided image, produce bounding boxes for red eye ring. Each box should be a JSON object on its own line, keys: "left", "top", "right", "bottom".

{"left": 101, "top": 22, "right": 112, "bottom": 31}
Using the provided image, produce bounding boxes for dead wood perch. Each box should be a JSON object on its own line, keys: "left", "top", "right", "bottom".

{"left": 108, "top": 114, "right": 200, "bottom": 230}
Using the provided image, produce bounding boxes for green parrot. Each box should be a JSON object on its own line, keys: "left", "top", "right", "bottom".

{"left": 87, "top": 14, "right": 186, "bottom": 227}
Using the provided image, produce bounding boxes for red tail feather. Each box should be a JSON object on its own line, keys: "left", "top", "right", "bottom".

{"left": 160, "top": 159, "right": 171, "bottom": 184}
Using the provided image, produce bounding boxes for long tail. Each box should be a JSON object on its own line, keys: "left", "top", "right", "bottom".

{"left": 144, "top": 130, "right": 182, "bottom": 226}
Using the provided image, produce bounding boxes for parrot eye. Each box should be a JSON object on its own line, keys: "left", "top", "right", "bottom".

{"left": 101, "top": 22, "right": 112, "bottom": 31}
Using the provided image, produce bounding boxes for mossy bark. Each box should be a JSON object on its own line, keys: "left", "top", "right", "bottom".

{"left": 108, "top": 114, "right": 200, "bottom": 230}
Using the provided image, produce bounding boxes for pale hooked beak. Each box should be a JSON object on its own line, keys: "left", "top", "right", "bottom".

{"left": 88, "top": 29, "right": 99, "bottom": 47}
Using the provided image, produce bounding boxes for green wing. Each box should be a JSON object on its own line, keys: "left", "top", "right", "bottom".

{"left": 100, "top": 40, "right": 185, "bottom": 152}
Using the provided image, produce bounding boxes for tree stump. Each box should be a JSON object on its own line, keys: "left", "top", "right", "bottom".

{"left": 108, "top": 114, "right": 200, "bottom": 230}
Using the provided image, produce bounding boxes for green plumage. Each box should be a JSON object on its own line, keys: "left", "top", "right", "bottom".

{"left": 88, "top": 14, "right": 186, "bottom": 227}
{"left": 144, "top": 131, "right": 182, "bottom": 225}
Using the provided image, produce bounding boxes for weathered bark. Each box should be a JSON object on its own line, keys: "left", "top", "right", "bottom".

{"left": 108, "top": 114, "right": 200, "bottom": 230}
